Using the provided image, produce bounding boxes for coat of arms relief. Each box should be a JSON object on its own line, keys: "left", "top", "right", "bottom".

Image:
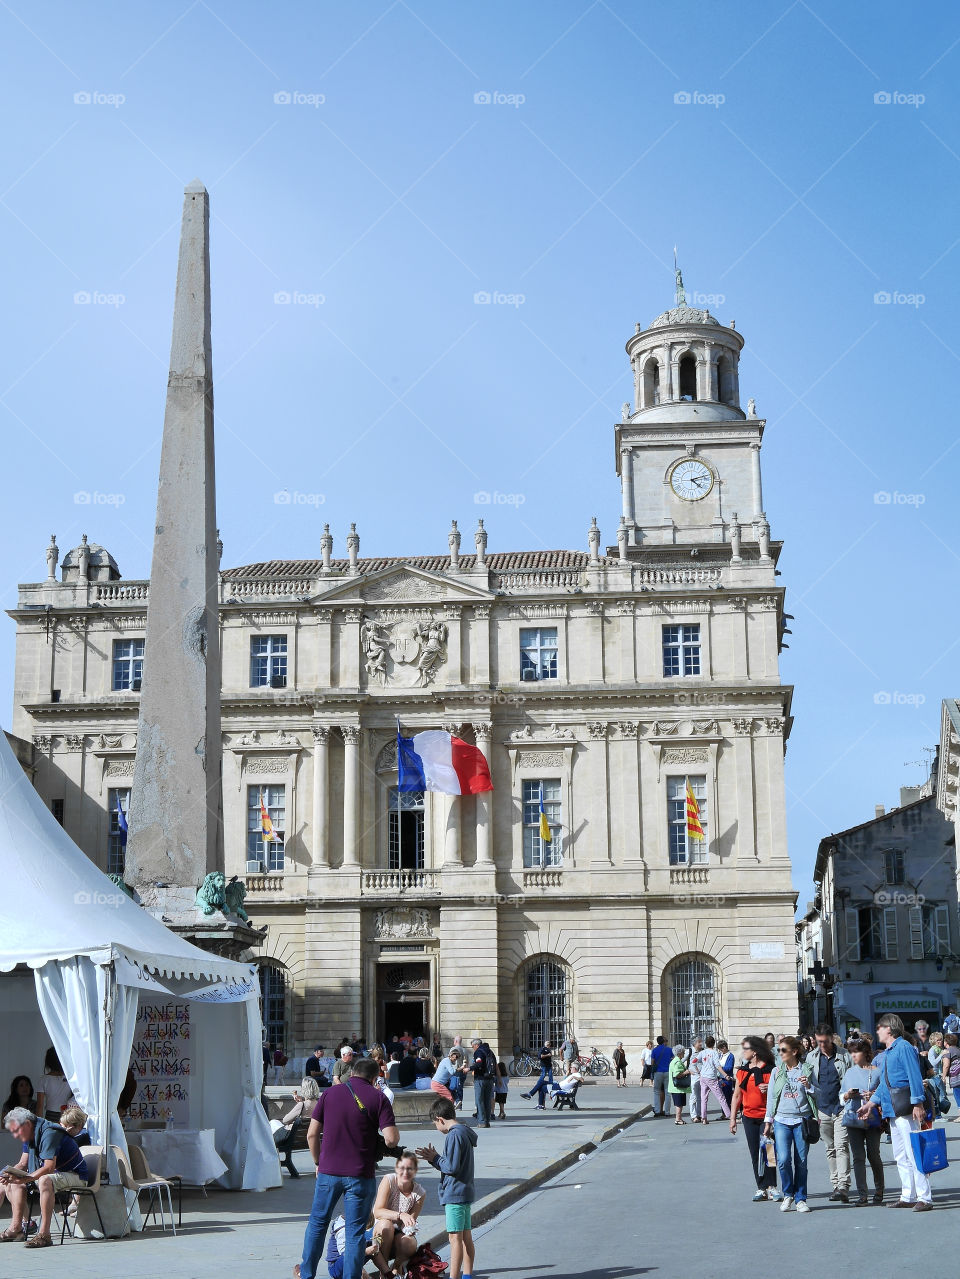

{"left": 361, "top": 615, "right": 448, "bottom": 688}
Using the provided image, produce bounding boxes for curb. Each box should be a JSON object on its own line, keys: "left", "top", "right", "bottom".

{"left": 423, "top": 1103, "right": 652, "bottom": 1251}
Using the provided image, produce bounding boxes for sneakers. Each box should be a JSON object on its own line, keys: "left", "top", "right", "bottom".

{"left": 795, "top": 1201, "right": 811, "bottom": 1214}
{"left": 779, "top": 1197, "right": 794, "bottom": 1212}
{"left": 767, "top": 1189, "right": 783, "bottom": 1201}
{"left": 752, "top": 1190, "right": 767, "bottom": 1201}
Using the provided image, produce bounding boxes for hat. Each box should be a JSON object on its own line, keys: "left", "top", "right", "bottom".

{"left": 341, "top": 1046, "right": 354, "bottom": 1058}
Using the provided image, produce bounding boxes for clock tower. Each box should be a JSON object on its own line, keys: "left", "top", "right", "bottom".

{"left": 616, "top": 271, "right": 769, "bottom": 557}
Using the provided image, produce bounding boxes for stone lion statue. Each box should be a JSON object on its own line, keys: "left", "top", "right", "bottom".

{"left": 195, "top": 870, "right": 226, "bottom": 916}
{"left": 224, "top": 875, "right": 249, "bottom": 922}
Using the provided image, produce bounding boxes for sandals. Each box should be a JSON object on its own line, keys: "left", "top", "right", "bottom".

{"left": 0, "top": 1228, "right": 21, "bottom": 1242}
{"left": 674, "top": 1118, "right": 685, "bottom": 1125}
{"left": 24, "top": 1233, "right": 52, "bottom": 1249}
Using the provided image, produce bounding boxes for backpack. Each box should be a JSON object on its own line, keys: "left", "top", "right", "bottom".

{"left": 408, "top": 1244, "right": 448, "bottom": 1278}
{"left": 474, "top": 1045, "right": 497, "bottom": 1079}
{"left": 945, "top": 1014, "right": 960, "bottom": 1035}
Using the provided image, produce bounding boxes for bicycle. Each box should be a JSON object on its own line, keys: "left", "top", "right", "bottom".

{"left": 576, "top": 1046, "right": 613, "bottom": 1076}
{"left": 509, "top": 1044, "right": 536, "bottom": 1077}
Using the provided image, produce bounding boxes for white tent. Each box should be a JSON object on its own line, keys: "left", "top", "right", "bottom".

{"left": 0, "top": 729, "right": 279, "bottom": 1191}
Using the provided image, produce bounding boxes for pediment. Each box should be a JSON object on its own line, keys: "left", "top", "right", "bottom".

{"left": 310, "top": 565, "right": 493, "bottom": 606}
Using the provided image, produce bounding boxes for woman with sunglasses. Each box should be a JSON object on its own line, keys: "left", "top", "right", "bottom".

{"left": 763, "top": 1036, "right": 817, "bottom": 1214}
{"left": 841, "top": 1038, "right": 884, "bottom": 1205}
{"left": 730, "top": 1036, "right": 781, "bottom": 1201}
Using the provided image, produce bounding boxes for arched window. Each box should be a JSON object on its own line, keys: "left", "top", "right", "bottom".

{"left": 668, "top": 958, "right": 717, "bottom": 1045}
{"left": 259, "top": 962, "right": 288, "bottom": 1053}
{"left": 716, "top": 355, "right": 734, "bottom": 404}
{"left": 642, "top": 359, "right": 660, "bottom": 407}
{"left": 678, "top": 354, "right": 697, "bottom": 401}
{"left": 521, "top": 958, "right": 569, "bottom": 1049}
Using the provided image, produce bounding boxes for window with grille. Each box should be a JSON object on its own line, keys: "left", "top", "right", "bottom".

{"left": 524, "top": 960, "right": 568, "bottom": 1050}
{"left": 662, "top": 624, "right": 701, "bottom": 676}
{"left": 51, "top": 798, "right": 64, "bottom": 826}
{"left": 259, "top": 965, "right": 286, "bottom": 1054}
{"left": 112, "top": 639, "right": 144, "bottom": 691}
{"left": 250, "top": 635, "right": 288, "bottom": 688}
{"left": 247, "top": 785, "right": 285, "bottom": 871}
{"left": 388, "top": 788, "right": 424, "bottom": 869}
{"left": 670, "top": 959, "right": 717, "bottom": 1046}
{"left": 667, "top": 776, "right": 708, "bottom": 865}
{"left": 520, "top": 628, "right": 558, "bottom": 681}
{"left": 883, "top": 849, "right": 905, "bottom": 884}
{"left": 107, "top": 787, "right": 130, "bottom": 875}
{"left": 522, "top": 779, "right": 562, "bottom": 867}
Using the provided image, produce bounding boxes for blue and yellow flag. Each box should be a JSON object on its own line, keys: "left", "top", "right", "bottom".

{"left": 538, "top": 783, "right": 552, "bottom": 843}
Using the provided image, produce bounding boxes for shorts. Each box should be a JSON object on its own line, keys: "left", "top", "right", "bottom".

{"left": 444, "top": 1202, "right": 472, "bottom": 1233}
{"left": 670, "top": 1093, "right": 687, "bottom": 1109}
{"left": 45, "top": 1172, "right": 88, "bottom": 1193}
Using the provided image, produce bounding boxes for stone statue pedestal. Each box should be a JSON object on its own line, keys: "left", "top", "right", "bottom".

{"left": 135, "top": 884, "right": 264, "bottom": 961}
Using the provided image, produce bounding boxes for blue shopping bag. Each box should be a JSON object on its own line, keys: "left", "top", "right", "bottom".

{"left": 910, "top": 1127, "right": 949, "bottom": 1174}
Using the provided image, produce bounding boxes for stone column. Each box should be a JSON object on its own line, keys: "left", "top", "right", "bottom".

{"left": 749, "top": 443, "right": 763, "bottom": 519}
{"left": 474, "top": 722, "right": 494, "bottom": 864}
{"left": 704, "top": 344, "right": 717, "bottom": 400}
{"left": 341, "top": 725, "right": 361, "bottom": 865}
{"left": 311, "top": 725, "right": 330, "bottom": 867}
{"left": 620, "top": 448, "right": 634, "bottom": 525}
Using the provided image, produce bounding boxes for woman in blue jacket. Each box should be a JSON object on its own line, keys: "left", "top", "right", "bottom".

{"left": 858, "top": 1013, "right": 932, "bottom": 1210}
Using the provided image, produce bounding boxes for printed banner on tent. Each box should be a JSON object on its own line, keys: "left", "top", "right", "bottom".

{"left": 129, "top": 1000, "right": 191, "bottom": 1125}
{"left": 114, "top": 954, "right": 257, "bottom": 1002}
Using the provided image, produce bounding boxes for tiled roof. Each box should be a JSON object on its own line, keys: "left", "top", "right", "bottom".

{"left": 224, "top": 550, "right": 612, "bottom": 578}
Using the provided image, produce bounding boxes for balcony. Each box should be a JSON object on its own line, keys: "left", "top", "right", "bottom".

{"left": 522, "top": 868, "right": 563, "bottom": 889}
{"left": 669, "top": 867, "right": 709, "bottom": 885}
{"left": 245, "top": 873, "right": 284, "bottom": 893}
{"left": 361, "top": 870, "right": 440, "bottom": 894}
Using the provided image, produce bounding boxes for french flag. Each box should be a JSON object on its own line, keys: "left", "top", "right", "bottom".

{"left": 397, "top": 727, "right": 493, "bottom": 796}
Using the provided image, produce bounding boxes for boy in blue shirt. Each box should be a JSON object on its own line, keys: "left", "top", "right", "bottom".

{"left": 417, "top": 1098, "right": 478, "bottom": 1279}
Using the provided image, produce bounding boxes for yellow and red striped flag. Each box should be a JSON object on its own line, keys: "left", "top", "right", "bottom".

{"left": 259, "top": 790, "right": 275, "bottom": 843}
{"left": 685, "top": 779, "right": 704, "bottom": 842}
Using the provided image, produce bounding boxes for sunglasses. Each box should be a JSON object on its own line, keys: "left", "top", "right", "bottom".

{"left": 779, "top": 1048, "right": 791, "bottom": 1054}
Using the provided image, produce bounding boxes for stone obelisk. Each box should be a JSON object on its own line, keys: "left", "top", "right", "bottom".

{"left": 126, "top": 180, "right": 224, "bottom": 913}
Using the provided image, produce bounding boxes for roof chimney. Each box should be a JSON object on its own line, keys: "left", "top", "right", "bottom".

{"left": 875, "top": 804, "right": 885, "bottom": 819}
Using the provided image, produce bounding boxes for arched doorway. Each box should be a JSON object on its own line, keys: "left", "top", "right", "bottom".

{"left": 259, "top": 961, "right": 288, "bottom": 1053}
{"left": 518, "top": 956, "right": 570, "bottom": 1050}
{"left": 666, "top": 957, "right": 719, "bottom": 1045}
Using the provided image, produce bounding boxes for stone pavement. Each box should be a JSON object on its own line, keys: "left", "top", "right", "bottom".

{"left": 1, "top": 1080, "right": 650, "bottom": 1278}
{"left": 474, "top": 1112, "right": 960, "bottom": 1278}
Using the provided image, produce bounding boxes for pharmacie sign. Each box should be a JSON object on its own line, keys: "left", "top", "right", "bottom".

{"left": 873, "top": 994, "right": 940, "bottom": 1013}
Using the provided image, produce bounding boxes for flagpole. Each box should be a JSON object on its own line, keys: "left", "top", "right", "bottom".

{"left": 396, "top": 717, "right": 403, "bottom": 879}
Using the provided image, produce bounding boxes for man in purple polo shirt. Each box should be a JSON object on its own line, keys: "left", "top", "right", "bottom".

{"left": 295, "top": 1057, "right": 399, "bottom": 1279}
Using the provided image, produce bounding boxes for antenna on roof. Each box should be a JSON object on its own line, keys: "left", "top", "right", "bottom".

{"left": 673, "top": 245, "right": 686, "bottom": 307}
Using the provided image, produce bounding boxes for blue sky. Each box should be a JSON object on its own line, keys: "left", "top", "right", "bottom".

{"left": 2, "top": 2, "right": 958, "bottom": 901}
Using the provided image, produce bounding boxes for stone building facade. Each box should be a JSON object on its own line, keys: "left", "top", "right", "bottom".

{"left": 8, "top": 293, "right": 798, "bottom": 1059}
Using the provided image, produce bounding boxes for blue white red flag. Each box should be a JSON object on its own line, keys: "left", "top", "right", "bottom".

{"left": 397, "top": 727, "right": 493, "bottom": 796}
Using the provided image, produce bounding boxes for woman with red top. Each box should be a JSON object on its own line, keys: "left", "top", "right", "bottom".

{"left": 730, "top": 1036, "right": 781, "bottom": 1202}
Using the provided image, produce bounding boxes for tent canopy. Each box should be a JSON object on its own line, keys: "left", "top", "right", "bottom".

{"left": 0, "top": 730, "right": 249, "bottom": 985}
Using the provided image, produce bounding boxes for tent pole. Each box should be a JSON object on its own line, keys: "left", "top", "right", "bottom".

{"left": 101, "top": 961, "right": 115, "bottom": 1155}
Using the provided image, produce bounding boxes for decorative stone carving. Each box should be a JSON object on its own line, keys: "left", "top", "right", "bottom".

{"left": 442, "top": 722, "right": 464, "bottom": 738}
{"left": 250, "top": 611, "right": 296, "bottom": 626}
{"left": 506, "top": 603, "right": 567, "bottom": 620}
{"left": 239, "top": 730, "right": 261, "bottom": 746}
{"left": 764, "top": 717, "right": 785, "bottom": 734}
{"left": 516, "top": 751, "right": 563, "bottom": 767}
{"left": 244, "top": 757, "right": 289, "bottom": 774}
{"left": 361, "top": 616, "right": 390, "bottom": 686}
{"left": 341, "top": 725, "right": 362, "bottom": 746}
{"left": 340, "top": 607, "right": 364, "bottom": 622}
{"left": 615, "top": 599, "right": 634, "bottom": 616}
{"left": 662, "top": 747, "right": 708, "bottom": 765}
{"left": 586, "top": 601, "right": 604, "bottom": 616}
{"left": 46, "top": 534, "right": 59, "bottom": 581}
{"left": 474, "top": 722, "right": 493, "bottom": 743}
{"left": 33, "top": 735, "right": 51, "bottom": 751}
{"left": 550, "top": 724, "right": 575, "bottom": 739}
{"left": 358, "top": 616, "right": 448, "bottom": 688}
{"left": 510, "top": 726, "right": 533, "bottom": 741}
{"left": 617, "top": 721, "right": 640, "bottom": 738}
{"left": 97, "top": 734, "right": 124, "bottom": 749}
{"left": 475, "top": 519, "right": 487, "bottom": 567}
{"left": 732, "top": 718, "right": 754, "bottom": 735}
{"left": 196, "top": 870, "right": 227, "bottom": 916}
{"left": 588, "top": 722, "right": 607, "bottom": 739}
{"left": 472, "top": 603, "right": 491, "bottom": 620}
{"left": 312, "top": 725, "right": 332, "bottom": 744}
{"left": 375, "top": 739, "right": 398, "bottom": 773}
{"left": 363, "top": 575, "right": 442, "bottom": 602}
{"left": 105, "top": 760, "right": 135, "bottom": 777}
{"left": 224, "top": 875, "right": 249, "bottom": 921}
{"left": 274, "top": 728, "right": 296, "bottom": 745}
{"left": 375, "top": 907, "right": 433, "bottom": 939}
{"left": 652, "top": 722, "right": 679, "bottom": 736}
{"left": 62, "top": 735, "right": 84, "bottom": 751}
{"left": 691, "top": 720, "right": 720, "bottom": 735}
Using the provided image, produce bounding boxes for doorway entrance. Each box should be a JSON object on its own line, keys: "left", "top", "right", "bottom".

{"left": 378, "top": 962, "right": 430, "bottom": 1043}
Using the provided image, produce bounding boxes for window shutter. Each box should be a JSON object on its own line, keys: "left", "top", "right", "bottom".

{"left": 883, "top": 907, "right": 898, "bottom": 960}
{"left": 909, "top": 906, "right": 924, "bottom": 960}
{"left": 845, "top": 908, "right": 860, "bottom": 962}
{"left": 935, "top": 904, "right": 950, "bottom": 956}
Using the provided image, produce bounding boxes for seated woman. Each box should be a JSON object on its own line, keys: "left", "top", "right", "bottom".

{"left": 1, "top": 1076, "right": 37, "bottom": 1123}
{"left": 274, "top": 1078, "right": 321, "bottom": 1178}
{"left": 430, "top": 1049, "right": 466, "bottom": 1103}
{"left": 368, "top": 1152, "right": 425, "bottom": 1278}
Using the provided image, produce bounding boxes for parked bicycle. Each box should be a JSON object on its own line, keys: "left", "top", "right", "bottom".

{"left": 509, "top": 1044, "right": 536, "bottom": 1076}
{"left": 576, "top": 1046, "right": 613, "bottom": 1076}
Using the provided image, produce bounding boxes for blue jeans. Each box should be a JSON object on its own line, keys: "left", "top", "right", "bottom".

{"left": 774, "top": 1121, "right": 809, "bottom": 1202}
{"left": 531, "top": 1066, "right": 554, "bottom": 1094}
{"left": 474, "top": 1077, "right": 495, "bottom": 1124}
{"left": 300, "top": 1173, "right": 376, "bottom": 1279}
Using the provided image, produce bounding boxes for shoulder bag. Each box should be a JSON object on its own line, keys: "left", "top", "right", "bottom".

{"left": 796, "top": 1070, "right": 820, "bottom": 1145}
{"left": 883, "top": 1055, "right": 914, "bottom": 1118}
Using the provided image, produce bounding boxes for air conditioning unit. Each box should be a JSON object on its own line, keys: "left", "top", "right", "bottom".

{"left": 131, "top": 678, "right": 142, "bottom": 692}
{"left": 521, "top": 668, "right": 538, "bottom": 682}
{"left": 270, "top": 675, "right": 287, "bottom": 689}
{"left": 246, "top": 859, "right": 264, "bottom": 874}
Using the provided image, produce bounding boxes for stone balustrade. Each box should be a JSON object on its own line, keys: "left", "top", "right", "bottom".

{"left": 361, "top": 870, "right": 440, "bottom": 893}
{"left": 635, "top": 567, "right": 722, "bottom": 586}
{"left": 492, "top": 570, "right": 584, "bottom": 590}
{"left": 668, "top": 867, "right": 710, "bottom": 884}
{"left": 246, "top": 873, "right": 284, "bottom": 893}
{"left": 96, "top": 581, "right": 149, "bottom": 601}
{"left": 522, "top": 868, "right": 564, "bottom": 889}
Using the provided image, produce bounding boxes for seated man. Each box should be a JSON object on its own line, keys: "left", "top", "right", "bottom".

{"left": 529, "top": 1069, "right": 583, "bottom": 1109}
{"left": 1, "top": 1107, "right": 91, "bottom": 1248}
{"left": 396, "top": 1049, "right": 419, "bottom": 1090}
{"left": 305, "top": 1046, "right": 332, "bottom": 1088}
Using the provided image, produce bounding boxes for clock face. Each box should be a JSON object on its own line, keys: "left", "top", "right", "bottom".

{"left": 669, "top": 458, "right": 714, "bottom": 501}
